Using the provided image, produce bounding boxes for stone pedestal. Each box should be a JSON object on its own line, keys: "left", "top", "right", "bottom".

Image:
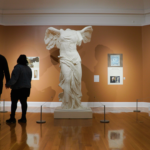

{"left": 54, "top": 107, "right": 93, "bottom": 119}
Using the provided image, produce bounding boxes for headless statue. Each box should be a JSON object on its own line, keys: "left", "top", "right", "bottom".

{"left": 44, "top": 26, "right": 93, "bottom": 109}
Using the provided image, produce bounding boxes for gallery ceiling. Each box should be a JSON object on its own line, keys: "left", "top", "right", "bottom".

{"left": 0, "top": 0, "right": 150, "bottom": 26}
{"left": 0, "top": 0, "right": 150, "bottom": 14}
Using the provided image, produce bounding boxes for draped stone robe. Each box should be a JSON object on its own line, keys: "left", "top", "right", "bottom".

{"left": 44, "top": 26, "right": 93, "bottom": 109}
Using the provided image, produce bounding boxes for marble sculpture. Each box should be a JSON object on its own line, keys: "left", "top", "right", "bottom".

{"left": 44, "top": 26, "right": 93, "bottom": 109}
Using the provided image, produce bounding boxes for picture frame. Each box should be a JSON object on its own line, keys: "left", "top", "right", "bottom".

{"left": 110, "top": 76, "right": 120, "bottom": 83}
{"left": 27, "top": 57, "right": 39, "bottom": 80}
{"left": 108, "top": 54, "right": 123, "bottom": 67}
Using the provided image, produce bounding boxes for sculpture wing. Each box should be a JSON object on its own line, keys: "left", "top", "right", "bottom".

{"left": 80, "top": 26, "right": 93, "bottom": 43}
{"left": 44, "top": 27, "right": 60, "bottom": 50}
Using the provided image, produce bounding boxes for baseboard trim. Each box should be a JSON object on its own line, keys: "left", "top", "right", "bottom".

{"left": 1, "top": 101, "right": 150, "bottom": 108}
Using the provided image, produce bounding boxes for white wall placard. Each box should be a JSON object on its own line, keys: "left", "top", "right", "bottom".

{"left": 108, "top": 67, "right": 123, "bottom": 85}
{"left": 94, "top": 75, "right": 99, "bottom": 82}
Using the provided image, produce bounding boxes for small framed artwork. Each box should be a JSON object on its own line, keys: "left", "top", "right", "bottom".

{"left": 111, "top": 55, "right": 120, "bottom": 66}
{"left": 110, "top": 76, "right": 120, "bottom": 83}
{"left": 108, "top": 54, "right": 123, "bottom": 67}
{"left": 27, "top": 57, "right": 39, "bottom": 80}
{"left": 108, "top": 54, "right": 123, "bottom": 85}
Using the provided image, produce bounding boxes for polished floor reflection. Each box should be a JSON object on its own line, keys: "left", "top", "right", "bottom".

{"left": 0, "top": 111, "right": 150, "bottom": 150}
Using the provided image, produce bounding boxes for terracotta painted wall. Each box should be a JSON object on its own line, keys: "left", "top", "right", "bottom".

{"left": 142, "top": 26, "right": 150, "bottom": 102}
{"left": 1, "top": 26, "right": 143, "bottom": 102}
{"left": 0, "top": 25, "right": 3, "bottom": 52}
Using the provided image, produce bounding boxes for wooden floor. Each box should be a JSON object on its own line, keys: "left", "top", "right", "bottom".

{"left": 0, "top": 111, "right": 150, "bottom": 150}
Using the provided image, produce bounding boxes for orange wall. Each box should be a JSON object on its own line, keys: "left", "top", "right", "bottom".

{"left": 1, "top": 26, "right": 143, "bottom": 102}
{"left": 142, "top": 26, "right": 150, "bottom": 102}
{"left": 0, "top": 25, "right": 3, "bottom": 52}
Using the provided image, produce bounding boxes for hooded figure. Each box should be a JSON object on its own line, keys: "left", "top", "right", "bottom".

{"left": 6, "top": 55, "right": 32, "bottom": 123}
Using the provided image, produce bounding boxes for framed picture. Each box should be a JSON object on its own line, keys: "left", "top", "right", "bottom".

{"left": 27, "top": 57, "right": 39, "bottom": 80}
{"left": 108, "top": 54, "right": 123, "bottom": 85}
{"left": 108, "top": 54, "right": 123, "bottom": 67}
{"left": 111, "top": 55, "right": 120, "bottom": 66}
{"left": 110, "top": 76, "right": 120, "bottom": 83}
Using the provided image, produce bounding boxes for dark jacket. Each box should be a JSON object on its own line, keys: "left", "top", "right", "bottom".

{"left": 6, "top": 64, "right": 32, "bottom": 90}
{"left": 0, "top": 55, "right": 10, "bottom": 94}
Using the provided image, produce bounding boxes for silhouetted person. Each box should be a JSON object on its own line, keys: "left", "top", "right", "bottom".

{"left": 6, "top": 55, "right": 32, "bottom": 123}
{"left": 0, "top": 54, "right": 10, "bottom": 97}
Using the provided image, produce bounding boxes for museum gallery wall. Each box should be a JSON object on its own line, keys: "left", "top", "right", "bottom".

{"left": 1, "top": 25, "right": 149, "bottom": 102}
{"left": 0, "top": 25, "right": 4, "bottom": 53}
{"left": 142, "top": 25, "right": 150, "bottom": 101}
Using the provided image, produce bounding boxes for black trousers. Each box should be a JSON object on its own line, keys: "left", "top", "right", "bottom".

{"left": 10, "top": 88, "right": 30, "bottom": 119}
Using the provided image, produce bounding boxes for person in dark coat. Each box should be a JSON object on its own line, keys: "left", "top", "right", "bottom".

{"left": 6, "top": 55, "right": 32, "bottom": 123}
{"left": 0, "top": 54, "right": 10, "bottom": 97}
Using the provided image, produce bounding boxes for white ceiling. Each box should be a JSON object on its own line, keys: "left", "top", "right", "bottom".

{"left": 0, "top": 0, "right": 150, "bottom": 14}
{"left": 0, "top": 0, "right": 150, "bottom": 26}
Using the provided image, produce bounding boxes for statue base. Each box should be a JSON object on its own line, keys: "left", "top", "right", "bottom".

{"left": 54, "top": 107, "right": 93, "bottom": 119}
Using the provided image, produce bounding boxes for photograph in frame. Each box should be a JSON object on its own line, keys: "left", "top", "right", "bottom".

{"left": 110, "top": 76, "right": 120, "bottom": 83}
{"left": 110, "top": 55, "right": 120, "bottom": 66}
{"left": 27, "top": 57, "right": 39, "bottom": 80}
{"left": 108, "top": 54, "right": 123, "bottom": 67}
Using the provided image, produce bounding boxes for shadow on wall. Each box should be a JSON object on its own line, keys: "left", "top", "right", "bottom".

{"left": 39, "top": 47, "right": 60, "bottom": 77}
{"left": 49, "top": 47, "right": 60, "bottom": 66}
{"left": 30, "top": 86, "right": 56, "bottom": 102}
{"left": 38, "top": 44, "right": 120, "bottom": 103}
{"left": 27, "top": 48, "right": 59, "bottom": 102}
{"left": 82, "top": 45, "right": 119, "bottom": 102}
